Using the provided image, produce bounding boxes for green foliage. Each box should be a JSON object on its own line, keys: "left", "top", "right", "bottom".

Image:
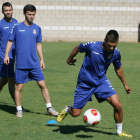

{"left": 0, "top": 42, "right": 139, "bottom": 140}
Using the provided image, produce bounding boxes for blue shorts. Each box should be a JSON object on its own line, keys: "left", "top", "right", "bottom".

{"left": 73, "top": 80, "right": 116, "bottom": 109}
{"left": 0, "top": 63, "right": 15, "bottom": 77}
{"left": 15, "top": 67, "right": 44, "bottom": 83}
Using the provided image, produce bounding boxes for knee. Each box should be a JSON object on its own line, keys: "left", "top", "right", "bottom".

{"left": 40, "top": 85, "right": 47, "bottom": 92}
{"left": 114, "top": 102, "right": 122, "bottom": 111}
{"left": 38, "top": 81, "right": 47, "bottom": 90}
{"left": 71, "top": 109, "right": 81, "bottom": 117}
{"left": 16, "top": 84, "right": 24, "bottom": 91}
{"left": 72, "top": 112, "right": 81, "bottom": 117}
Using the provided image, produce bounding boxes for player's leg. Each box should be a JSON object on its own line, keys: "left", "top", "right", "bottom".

{"left": 37, "top": 80, "right": 58, "bottom": 116}
{"left": 0, "top": 64, "right": 8, "bottom": 92}
{"left": 8, "top": 77, "right": 25, "bottom": 112}
{"left": 57, "top": 85, "right": 94, "bottom": 122}
{"left": 0, "top": 77, "right": 8, "bottom": 92}
{"left": 94, "top": 80, "right": 122, "bottom": 123}
{"left": 15, "top": 68, "right": 28, "bottom": 117}
{"left": 7, "top": 77, "right": 15, "bottom": 102}
{"left": 31, "top": 67, "right": 58, "bottom": 116}
{"left": 7, "top": 78, "right": 25, "bottom": 112}
{"left": 7, "top": 63, "right": 15, "bottom": 103}
{"left": 106, "top": 94, "right": 123, "bottom": 123}
{"left": 15, "top": 83, "right": 23, "bottom": 106}
{"left": 37, "top": 80, "right": 50, "bottom": 103}
{"left": 57, "top": 106, "right": 82, "bottom": 123}
{"left": 68, "top": 107, "right": 82, "bottom": 117}
{"left": 15, "top": 83, "right": 24, "bottom": 117}
{"left": 0, "top": 64, "right": 25, "bottom": 112}
{"left": 94, "top": 80, "right": 132, "bottom": 137}
{"left": 106, "top": 94, "right": 132, "bottom": 137}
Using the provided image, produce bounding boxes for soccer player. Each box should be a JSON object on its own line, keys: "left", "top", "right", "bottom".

{"left": 57, "top": 30, "right": 132, "bottom": 137}
{"left": 4, "top": 4, "right": 58, "bottom": 117}
{"left": 0, "top": 2, "right": 17, "bottom": 104}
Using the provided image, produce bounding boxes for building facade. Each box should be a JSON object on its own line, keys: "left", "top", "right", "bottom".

{"left": 0, "top": 0, "right": 140, "bottom": 42}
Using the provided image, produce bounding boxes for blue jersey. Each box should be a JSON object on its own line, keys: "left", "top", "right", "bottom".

{"left": 9, "top": 22, "right": 42, "bottom": 69}
{"left": 0, "top": 18, "right": 18, "bottom": 64}
{"left": 78, "top": 41, "right": 121, "bottom": 87}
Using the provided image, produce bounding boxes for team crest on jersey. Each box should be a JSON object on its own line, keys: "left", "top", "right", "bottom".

{"left": 108, "top": 54, "right": 112, "bottom": 59}
{"left": 33, "top": 29, "right": 36, "bottom": 34}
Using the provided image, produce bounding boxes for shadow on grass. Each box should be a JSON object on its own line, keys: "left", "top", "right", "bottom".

{"left": 0, "top": 102, "right": 16, "bottom": 114}
{"left": 0, "top": 102, "right": 44, "bottom": 115}
{"left": 47, "top": 124, "right": 116, "bottom": 137}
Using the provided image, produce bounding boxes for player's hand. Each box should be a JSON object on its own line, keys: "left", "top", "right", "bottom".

{"left": 40, "top": 60, "right": 45, "bottom": 70}
{"left": 67, "top": 57, "right": 77, "bottom": 66}
{"left": 124, "top": 84, "right": 131, "bottom": 94}
{"left": 4, "top": 56, "right": 10, "bottom": 65}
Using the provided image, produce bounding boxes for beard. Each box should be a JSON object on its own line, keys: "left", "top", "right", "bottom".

{"left": 4, "top": 13, "right": 12, "bottom": 21}
{"left": 4, "top": 14, "right": 12, "bottom": 19}
{"left": 25, "top": 15, "right": 33, "bottom": 25}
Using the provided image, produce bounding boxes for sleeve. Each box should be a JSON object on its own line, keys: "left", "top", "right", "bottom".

{"left": 9, "top": 25, "right": 17, "bottom": 41}
{"left": 78, "top": 42, "right": 92, "bottom": 53}
{"left": 36, "top": 26, "right": 42, "bottom": 43}
{"left": 113, "top": 51, "right": 122, "bottom": 68}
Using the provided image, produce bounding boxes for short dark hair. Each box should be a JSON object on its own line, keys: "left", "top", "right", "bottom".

{"left": 2, "top": 2, "right": 12, "bottom": 12}
{"left": 105, "top": 30, "right": 119, "bottom": 43}
{"left": 23, "top": 4, "right": 36, "bottom": 14}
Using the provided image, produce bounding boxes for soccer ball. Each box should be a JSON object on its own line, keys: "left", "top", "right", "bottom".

{"left": 83, "top": 109, "right": 101, "bottom": 126}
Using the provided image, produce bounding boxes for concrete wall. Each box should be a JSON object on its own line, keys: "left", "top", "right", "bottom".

{"left": 0, "top": 0, "right": 140, "bottom": 42}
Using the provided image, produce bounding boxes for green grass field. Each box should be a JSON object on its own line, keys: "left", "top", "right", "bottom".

{"left": 0, "top": 42, "right": 139, "bottom": 140}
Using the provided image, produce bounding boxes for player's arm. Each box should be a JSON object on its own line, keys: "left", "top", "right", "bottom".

{"left": 67, "top": 46, "right": 79, "bottom": 66}
{"left": 4, "top": 40, "right": 13, "bottom": 65}
{"left": 36, "top": 42, "right": 45, "bottom": 70}
{"left": 114, "top": 66, "right": 131, "bottom": 94}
